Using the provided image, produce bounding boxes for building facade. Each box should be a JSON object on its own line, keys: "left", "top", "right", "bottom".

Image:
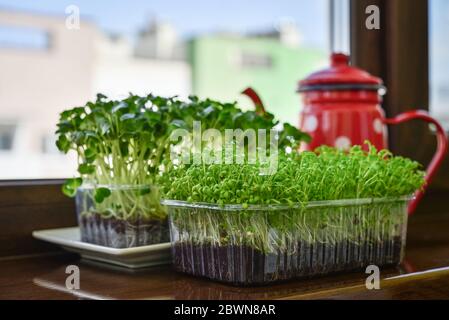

{"left": 0, "top": 10, "right": 325, "bottom": 179}
{"left": 0, "top": 10, "right": 190, "bottom": 179}
{"left": 188, "top": 32, "right": 326, "bottom": 124}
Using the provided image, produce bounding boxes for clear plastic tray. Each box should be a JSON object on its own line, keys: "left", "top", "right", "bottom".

{"left": 75, "top": 185, "right": 169, "bottom": 248}
{"left": 163, "top": 197, "right": 410, "bottom": 285}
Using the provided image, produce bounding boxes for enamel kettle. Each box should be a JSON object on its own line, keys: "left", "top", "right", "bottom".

{"left": 243, "top": 53, "right": 448, "bottom": 214}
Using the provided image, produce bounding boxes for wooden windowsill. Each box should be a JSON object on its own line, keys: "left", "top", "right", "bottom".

{"left": 0, "top": 191, "right": 449, "bottom": 299}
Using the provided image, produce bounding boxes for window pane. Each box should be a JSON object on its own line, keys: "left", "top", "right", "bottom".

{"left": 0, "top": 0, "right": 330, "bottom": 179}
{"left": 0, "top": 123, "right": 16, "bottom": 150}
{"left": 0, "top": 25, "right": 49, "bottom": 49}
{"left": 329, "top": 0, "right": 350, "bottom": 54}
{"left": 430, "top": 0, "right": 449, "bottom": 129}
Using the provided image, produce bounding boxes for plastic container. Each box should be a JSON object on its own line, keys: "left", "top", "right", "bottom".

{"left": 76, "top": 185, "right": 169, "bottom": 248}
{"left": 163, "top": 197, "right": 410, "bottom": 285}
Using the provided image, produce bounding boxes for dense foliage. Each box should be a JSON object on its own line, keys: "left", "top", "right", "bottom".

{"left": 164, "top": 143, "right": 424, "bottom": 255}
{"left": 56, "top": 93, "right": 310, "bottom": 207}
{"left": 162, "top": 142, "right": 426, "bottom": 206}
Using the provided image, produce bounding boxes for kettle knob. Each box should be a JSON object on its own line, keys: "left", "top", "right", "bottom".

{"left": 331, "top": 53, "right": 350, "bottom": 67}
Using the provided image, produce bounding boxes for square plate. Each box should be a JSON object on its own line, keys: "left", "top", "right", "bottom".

{"left": 32, "top": 227, "right": 172, "bottom": 269}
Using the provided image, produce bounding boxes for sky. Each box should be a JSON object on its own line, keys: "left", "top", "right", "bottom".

{"left": 0, "top": 0, "right": 330, "bottom": 48}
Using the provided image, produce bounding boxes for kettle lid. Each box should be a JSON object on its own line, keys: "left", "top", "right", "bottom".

{"left": 298, "top": 53, "right": 385, "bottom": 92}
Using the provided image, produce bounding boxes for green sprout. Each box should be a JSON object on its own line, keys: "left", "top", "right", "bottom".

{"left": 162, "top": 142, "right": 426, "bottom": 254}
{"left": 162, "top": 142, "right": 425, "bottom": 206}
{"left": 56, "top": 93, "right": 310, "bottom": 222}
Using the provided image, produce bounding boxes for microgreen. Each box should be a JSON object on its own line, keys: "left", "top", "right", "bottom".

{"left": 56, "top": 93, "right": 310, "bottom": 221}
{"left": 162, "top": 142, "right": 425, "bottom": 254}
{"left": 61, "top": 177, "right": 82, "bottom": 197}
{"left": 161, "top": 142, "right": 425, "bottom": 206}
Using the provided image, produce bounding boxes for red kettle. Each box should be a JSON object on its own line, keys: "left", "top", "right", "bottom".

{"left": 243, "top": 53, "right": 448, "bottom": 215}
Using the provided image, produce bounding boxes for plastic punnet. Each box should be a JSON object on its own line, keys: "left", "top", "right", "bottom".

{"left": 164, "top": 197, "right": 410, "bottom": 285}
{"left": 76, "top": 185, "right": 169, "bottom": 248}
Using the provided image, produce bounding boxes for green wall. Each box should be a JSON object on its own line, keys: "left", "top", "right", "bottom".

{"left": 189, "top": 36, "right": 326, "bottom": 125}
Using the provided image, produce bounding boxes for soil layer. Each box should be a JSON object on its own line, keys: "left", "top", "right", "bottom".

{"left": 79, "top": 213, "right": 169, "bottom": 248}
{"left": 172, "top": 237, "right": 403, "bottom": 285}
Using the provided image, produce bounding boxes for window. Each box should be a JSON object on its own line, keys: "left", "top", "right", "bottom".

{"left": 239, "top": 52, "right": 273, "bottom": 69}
{"left": 429, "top": 0, "right": 449, "bottom": 130}
{"left": 0, "top": 25, "right": 49, "bottom": 50}
{"left": 0, "top": 124, "right": 16, "bottom": 151}
{"left": 0, "top": 0, "right": 330, "bottom": 179}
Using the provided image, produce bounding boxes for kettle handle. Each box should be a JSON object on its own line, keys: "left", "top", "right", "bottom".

{"left": 383, "top": 110, "right": 448, "bottom": 215}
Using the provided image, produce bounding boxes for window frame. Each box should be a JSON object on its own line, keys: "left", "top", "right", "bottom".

{"left": 0, "top": 2, "right": 441, "bottom": 187}
{"left": 0, "top": 179, "right": 76, "bottom": 258}
{"left": 350, "top": 0, "right": 449, "bottom": 190}
{"left": 1, "top": 0, "right": 448, "bottom": 258}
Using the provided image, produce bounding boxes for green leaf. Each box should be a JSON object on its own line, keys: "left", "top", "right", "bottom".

{"left": 144, "top": 111, "right": 161, "bottom": 122}
{"left": 56, "top": 120, "right": 74, "bottom": 133}
{"left": 62, "top": 178, "right": 82, "bottom": 197}
{"left": 95, "top": 117, "right": 111, "bottom": 135}
{"left": 56, "top": 135, "right": 70, "bottom": 153}
{"left": 232, "top": 112, "right": 243, "bottom": 123}
{"left": 123, "top": 119, "right": 141, "bottom": 133}
{"left": 71, "top": 131, "right": 86, "bottom": 145}
{"left": 111, "top": 101, "right": 128, "bottom": 113}
{"left": 78, "top": 163, "right": 95, "bottom": 175}
{"left": 137, "top": 186, "right": 151, "bottom": 196}
{"left": 84, "top": 147, "right": 96, "bottom": 159}
{"left": 120, "top": 113, "right": 135, "bottom": 121}
{"left": 201, "top": 106, "right": 216, "bottom": 117}
{"left": 94, "top": 187, "right": 111, "bottom": 203}
{"left": 170, "top": 119, "right": 187, "bottom": 129}
{"left": 96, "top": 93, "right": 107, "bottom": 101}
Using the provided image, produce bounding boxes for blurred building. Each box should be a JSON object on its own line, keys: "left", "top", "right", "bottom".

{"left": 0, "top": 10, "right": 190, "bottom": 179}
{"left": 0, "top": 9, "right": 325, "bottom": 179}
{"left": 134, "top": 18, "right": 185, "bottom": 60}
{"left": 0, "top": 10, "right": 97, "bottom": 178}
{"left": 188, "top": 20, "right": 326, "bottom": 124}
{"left": 94, "top": 30, "right": 190, "bottom": 100}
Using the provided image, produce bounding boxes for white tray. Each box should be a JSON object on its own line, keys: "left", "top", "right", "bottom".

{"left": 32, "top": 227, "right": 171, "bottom": 269}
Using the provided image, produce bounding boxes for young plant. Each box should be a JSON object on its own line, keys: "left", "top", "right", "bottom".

{"left": 162, "top": 142, "right": 426, "bottom": 283}
{"left": 162, "top": 142, "right": 425, "bottom": 206}
{"left": 56, "top": 93, "right": 310, "bottom": 224}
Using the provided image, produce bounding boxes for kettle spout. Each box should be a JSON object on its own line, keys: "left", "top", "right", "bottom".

{"left": 241, "top": 87, "right": 266, "bottom": 115}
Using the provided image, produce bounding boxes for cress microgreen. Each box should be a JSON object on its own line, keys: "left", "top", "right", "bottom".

{"left": 161, "top": 141, "right": 425, "bottom": 206}
{"left": 162, "top": 142, "right": 425, "bottom": 255}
